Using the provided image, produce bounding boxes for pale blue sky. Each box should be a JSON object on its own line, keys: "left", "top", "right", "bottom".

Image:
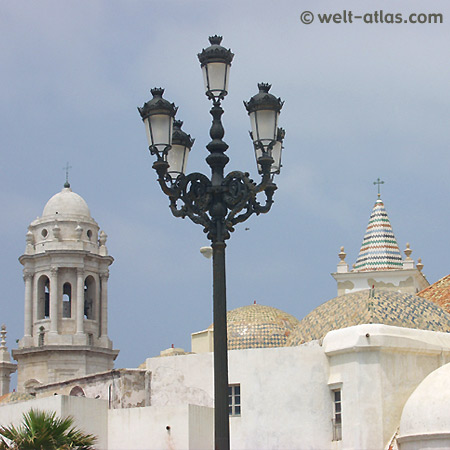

{"left": 1, "top": 1, "right": 449, "bottom": 383}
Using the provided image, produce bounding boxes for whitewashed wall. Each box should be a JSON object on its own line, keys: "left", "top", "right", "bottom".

{"left": 146, "top": 342, "right": 333, "bottom": 449}
{"left": 108, "top": 404, "right": 213, "bottom": 450}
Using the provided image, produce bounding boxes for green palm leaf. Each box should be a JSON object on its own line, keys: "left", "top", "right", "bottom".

{"left": 0, "top": 409, "right": 96, "bottom": 450}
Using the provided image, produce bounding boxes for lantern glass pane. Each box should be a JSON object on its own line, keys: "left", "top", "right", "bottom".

{"left": 271, "top": 141, "right": 282, "bottom": 174}
{"left": 254, "top": 146, "right": 263, "bottom": 174}
{"left": 167, "top": 144, "right": 189, "bottom": 177}
{"left": 182, "top": 149, "right": 189, "bottom": 173}
{"left": 249, "top": 112, "right": 258, "bottom": 142}
{"left": 203, "top": 62, "right": 229, "bottom": 97}
{"left": 223, "top": 64, "right": 230, "bottom": 93}
{"left": 144, "top": 118, "right": 152, "bottom": 148}
{"left": 149, "top": 114, "right": 173, "bottom": 150}
{"left": 202, "top": 65, "right": 209, "bottom": 95}
{"left": 254, "top": 110, "right": 278, "bottom": 144}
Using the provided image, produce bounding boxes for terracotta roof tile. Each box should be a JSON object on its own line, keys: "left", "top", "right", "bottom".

{"left": 419, "top": 274, "right": 450, "bottom": 313}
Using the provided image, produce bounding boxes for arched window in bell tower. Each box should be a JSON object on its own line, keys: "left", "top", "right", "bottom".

{"left": 84, "top": 276, "right": 96, "bottom": 320}
{"left": 37, "top": 275, "right": 50, "bottom": 320}
{"left": 62, "top": 282, "right": 72, "bottom": 318}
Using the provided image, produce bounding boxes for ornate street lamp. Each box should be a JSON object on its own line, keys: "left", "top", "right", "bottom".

{"left": 138, "top": 87, "right": 178, "bottom": 171}
{"left": 138, "top": 36, "right": 284, "bottom": 450}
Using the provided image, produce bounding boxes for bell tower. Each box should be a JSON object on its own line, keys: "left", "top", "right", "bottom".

{"left": 13, "top": 183, "right": 119, "bottom": 392}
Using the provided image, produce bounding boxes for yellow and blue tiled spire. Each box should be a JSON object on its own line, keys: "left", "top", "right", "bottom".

{"left": 354, "top": 195, "right": 403, "bottom": 272}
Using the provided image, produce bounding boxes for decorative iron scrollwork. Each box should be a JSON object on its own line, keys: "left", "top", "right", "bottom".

{"left": 151, "top": 97, "right": 279, "bottom": 244}
{"left": 161, "top": 172, "right": 212, "bottom": 231}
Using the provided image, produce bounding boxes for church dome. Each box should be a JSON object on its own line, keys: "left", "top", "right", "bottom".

{"left": 398, "top": 362, "right": 450, "bottom": 443}
{"left": 287, "top": 289, "right": 450, "bottom": 346}
{"left": 42, "top": 185, "right": 91, "bottom": 218}
{"left": 210, "top": 304, "right": 300, "bottom": 350}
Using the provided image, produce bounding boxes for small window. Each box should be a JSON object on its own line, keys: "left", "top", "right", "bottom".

{"left": 44, "top": 284, "right": 50, "bottom": 318}
{"left": 70, "top": 386, "right": 85, "bottom": 397}
{"left": 62, "top": 282, "right": 72, "bottom": 318}
{"left": 332, "top": 389, "right": 342, "bottom": 441}
{"left": 84, "top": 276, "right": 95, "bottom": 319}
{"left": 108, "top": 384, "right": 113, "bottom": 409}
{"left": 88, "top": 333, "right": 93, "bottom": 346}
{"left": 87, "top": 230, "right": 92, "bottom": 240}
{"left": 41, "top": 229, "right": 48, "bottom": 238}
{"left": 37, "top": 276, "right": 50, "bottom": 319}
{"left": 228, "top": 384, "right": 241, "bottom": 417}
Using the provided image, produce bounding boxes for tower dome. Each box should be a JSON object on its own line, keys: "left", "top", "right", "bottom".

{"left": 209, "top": 303, "right": 300, "bottom": 350}
{"left": 26, "top": 184, "right": 103, "bottom": 252}
{"left": 42, "top": 186, "right": 91, "bottom": 218}
{"left": 287, "top": 289, "right": 450, "bottom": 346}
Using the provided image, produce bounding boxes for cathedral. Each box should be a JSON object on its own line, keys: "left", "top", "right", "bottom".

{"left": 1, "top": 182, "right": 450, "bottom": 450}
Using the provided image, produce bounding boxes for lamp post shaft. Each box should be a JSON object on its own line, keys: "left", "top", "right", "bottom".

{"left": 212, "top": 240, "right": 230, "bottom": 450}
{"left": 206, "top": 99, "right": 231, "bottom": 450}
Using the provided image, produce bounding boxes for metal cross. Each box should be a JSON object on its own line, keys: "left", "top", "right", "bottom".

{"left": 373, "top": 177, "right": 384, "bottom": 196}
{"left": 63, "top": 162, "right": 72, "bottom": 186}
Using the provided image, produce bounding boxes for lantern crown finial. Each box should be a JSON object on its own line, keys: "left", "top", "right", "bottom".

{"left": 172, "top": 120, "right": 195, "bottom": 148}
{"left": 150, "top": 87, "right": 165, "bottom": 97}
{"left": 209, "top": 35, "right": 223, "bottom": 45}
{"left": 258, "top": 83, "right": 272, "bottom": 93}
{"left": 138, "top": 87, "right": 178, "bottom": 121}
{"left": 244, "top": 83, "right": 284, "bottom": 113}
{"left": 197, "top": 36, "right": 234, "bottom": 66}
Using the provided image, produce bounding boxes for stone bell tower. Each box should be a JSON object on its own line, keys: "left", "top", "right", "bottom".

{"left": 12, "top": 183, "right": 119, "bottom": 392}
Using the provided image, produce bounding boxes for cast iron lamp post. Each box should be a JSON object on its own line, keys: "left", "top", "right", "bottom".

{"left": 138, "top": 36, "right": 284, "bottom": 450}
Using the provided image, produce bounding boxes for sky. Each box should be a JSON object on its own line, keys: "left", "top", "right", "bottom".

{"left": 1, "top": 1, "right": 449, "bottom": 386}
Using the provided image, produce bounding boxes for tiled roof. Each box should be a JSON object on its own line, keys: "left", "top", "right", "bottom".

{"left": 210, "top": 304, "right": 300, "bottom": 350}
{"left": 287, "top": 289, "right": 450, "bottom": 346}
{"left": 354, "top": 197, "right": 403, "bottom": 272}
{"left": 0, "top": 391, "right": 34, "bottom": 404}
{"left": 419, "top": 274, "right": 450, "bottom": 314}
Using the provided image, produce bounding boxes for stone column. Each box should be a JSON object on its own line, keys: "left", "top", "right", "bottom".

{"left": 32, "top": 275, "right": 38, "bottom": 334}
{"left": 49, "top": 267, "right": 59, "bottom": 334}
{"left": 100, "top": 271, "right": 109, "bottom": 338}
{"left": 76, "top": 269, "right": 85, "bottom": 335}
{"left": 0, "top": 326, "right": 17, "bottom": 396}
{"left": 23, "top": 272, "right": 33, "bottom": 337}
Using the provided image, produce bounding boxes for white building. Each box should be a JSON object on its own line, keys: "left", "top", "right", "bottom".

{"left": 1, "top": 186, "right": 450, "bottom": 450}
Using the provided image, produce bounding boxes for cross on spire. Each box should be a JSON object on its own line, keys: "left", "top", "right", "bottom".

{"left": 373, "top": 177, "right": 384, "bottom": 197}
{"left": 63, "top": 162, "right": 72, "bottom": 188}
